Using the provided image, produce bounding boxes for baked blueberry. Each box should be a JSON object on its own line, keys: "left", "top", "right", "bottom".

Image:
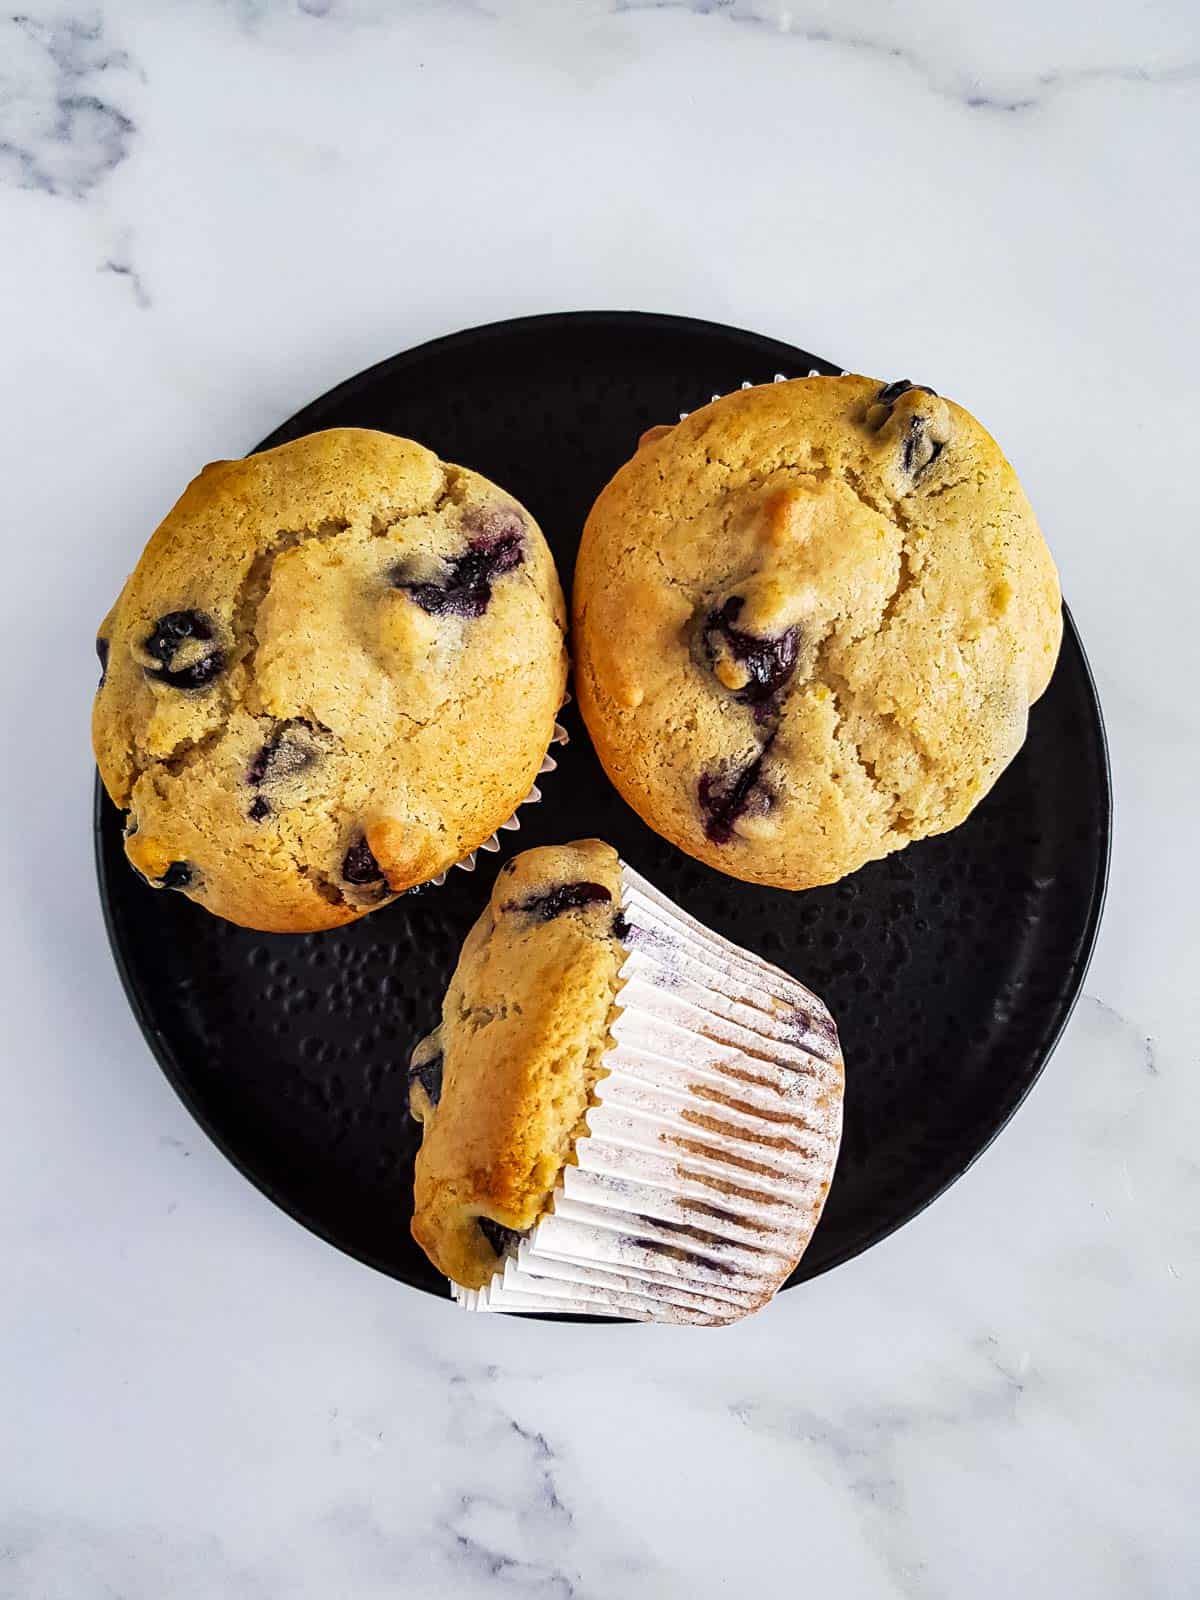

{"left": 866, "top": 383, "right": 947, "bottom": 478}
{"left": 143, "top": 611, "right": 224, "bottom": 691}
{"left": 158, "top": 860, "right": 193, "bottom": 890}
{"left": 699, "top": 597, "right": 799, "bottom": 718}
{"left": 478, "top": 1216, "right": 523, "bottom": 1257}
{"left": 407, "top": 1050, "right": 444, "bottom": 1111}
{"left": 507, "top": 881, "right": 612, "bottom": 920}
{"left": 342, "top": 834, "right": 385, "bottom": 886}
{"left": 95, "top": 636, "right": 109, "bottom": 687}
{"left": 698, "top": 743, "right": 774, "bottom": 844}
{"left": 876, "top": 379, "right": 936, "bottom": 408}
{"left": 901, "top": 414, "right": 946, "bottom": 477}
{"left": 247, "top": 720, "right": 318, "bottom": 787}
{"left": 247, "top": 796, "right": 271, "bottom": 823}
{"left": 392, "top": 511, "right": 525, "bottom": 619}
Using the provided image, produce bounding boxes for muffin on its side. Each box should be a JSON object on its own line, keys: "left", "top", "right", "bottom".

{"left": 93, "top": 429, "right": 567, "bottom": 932}
{"left": 573, "top": 377, "right": 1062, "bottom": 891}
{"left": 409, "top": 840, "right": 844, "bottom": 1324}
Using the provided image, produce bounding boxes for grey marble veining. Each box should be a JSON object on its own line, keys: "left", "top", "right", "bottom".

{"left": 99, "top": 228, "right": 151, "bottom": 307}
{"left": 0, "top": 1, "right": 1197, "bottom": 1596}
{"left": 0, "top": 14, "right": 141, "bottom": 198}
{"left": 614, "top": 0, "right": 1200, "bottom": 110}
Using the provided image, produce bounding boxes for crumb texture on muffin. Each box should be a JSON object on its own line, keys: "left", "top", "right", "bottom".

{"left": 409, "top": 840, "right": 625, "bottom": 1289}
{"left": 573, "top": 376, "right": 1062, "bottom": 890}
{"left": 92, "top": 428, "right": 567, "bottom": 930}
{"left": 418, "top": 845, "right": 846, "bottom": 1321}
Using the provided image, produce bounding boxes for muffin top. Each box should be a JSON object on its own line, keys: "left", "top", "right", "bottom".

{"left": 573, "top": 376, "right": 1062, "bottom": 890}
{"left": 409, "top": 840, "right": 625, "bottom": 1289}
{"left": 93, "top": 429, "right": 567, "bottom": 931}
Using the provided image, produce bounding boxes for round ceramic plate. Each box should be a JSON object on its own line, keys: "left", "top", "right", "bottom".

{"left": 94, "top": 312, "right": 1110, "bottom": 1313}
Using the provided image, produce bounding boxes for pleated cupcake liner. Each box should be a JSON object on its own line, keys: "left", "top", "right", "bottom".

{"left": 677, "top": 368, "right": 845, "bottom": 423}
{"left": 428, "top": 698, "right": 570, "bottom": 887}
{"left": 452, "top": 862, "right": 844, "bottom": 1324}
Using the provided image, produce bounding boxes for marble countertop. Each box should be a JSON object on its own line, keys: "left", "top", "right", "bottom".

{"left": 2, "top": 3, "right": 1197, "bottom": 1596}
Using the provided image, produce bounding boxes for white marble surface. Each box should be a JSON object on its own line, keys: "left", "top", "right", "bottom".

{"left": 2, "top": 2, "right": 1198, "bottom": 1595}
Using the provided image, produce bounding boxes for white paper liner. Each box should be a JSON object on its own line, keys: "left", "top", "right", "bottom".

{"left": 675, "top": 368, "right": 845, "bottom": 422}
{"left": 452, "top": 862, "right": 844, "bottom": 1324}
{"left": 428, "top": 711, "right": 569, "bottom": 887}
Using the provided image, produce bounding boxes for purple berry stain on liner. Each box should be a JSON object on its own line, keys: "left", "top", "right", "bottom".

{"left": 392, "top": 510, "right": 525, "bottom": 619}
{"left": 506, "top": 881, "right": 612, "bottom": 920}
{"left": 789, "top": 1005, "right": 841, "bottom": 1062}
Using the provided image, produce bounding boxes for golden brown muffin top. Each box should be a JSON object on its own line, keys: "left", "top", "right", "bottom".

{"left": 573, "top": 376, "right": 1061, "bottom": 891}
{"left": 93, "top": 429, "right": 567, "bottom": 931}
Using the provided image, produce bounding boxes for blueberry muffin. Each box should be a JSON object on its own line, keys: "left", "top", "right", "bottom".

{"left": 410, "top": 840, "right": 843, "bottom": 1324}
{"left": 93, "top": 429, "right": 567, "bottom": 932}
{"left": 573, "top": 377, "right": 1062, "bottom": 891}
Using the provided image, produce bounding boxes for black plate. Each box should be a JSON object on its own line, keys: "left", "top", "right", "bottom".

{"left": 95, "top": 312, "right": 1110, "bottom": 1311}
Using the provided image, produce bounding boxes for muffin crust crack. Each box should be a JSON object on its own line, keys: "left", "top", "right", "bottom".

{"left": 93, "top": 430, "right": 568, "bottom": 929}
{"left": 233, "top": 518, "right": 351, "bottom": 715}
{"left": 574, "top": 376, "right": 1061, "bottom": 888}
{"left": 158, "top": 725, "right": 227, "bottom": 779}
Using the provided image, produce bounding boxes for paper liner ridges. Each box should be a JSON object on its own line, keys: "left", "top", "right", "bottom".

{"left": 452, "top": 863, "right": 844, "bottom": 1323}
{"left": 429, "top": 719, "right": 569, "bottom": 887}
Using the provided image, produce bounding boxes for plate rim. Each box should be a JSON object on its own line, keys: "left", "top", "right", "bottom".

{"left": 251, "top": 308, "right": 846, "bottom": 453}
{"left": 93, "top": 310, "right": 1112, "bottom": 1312}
